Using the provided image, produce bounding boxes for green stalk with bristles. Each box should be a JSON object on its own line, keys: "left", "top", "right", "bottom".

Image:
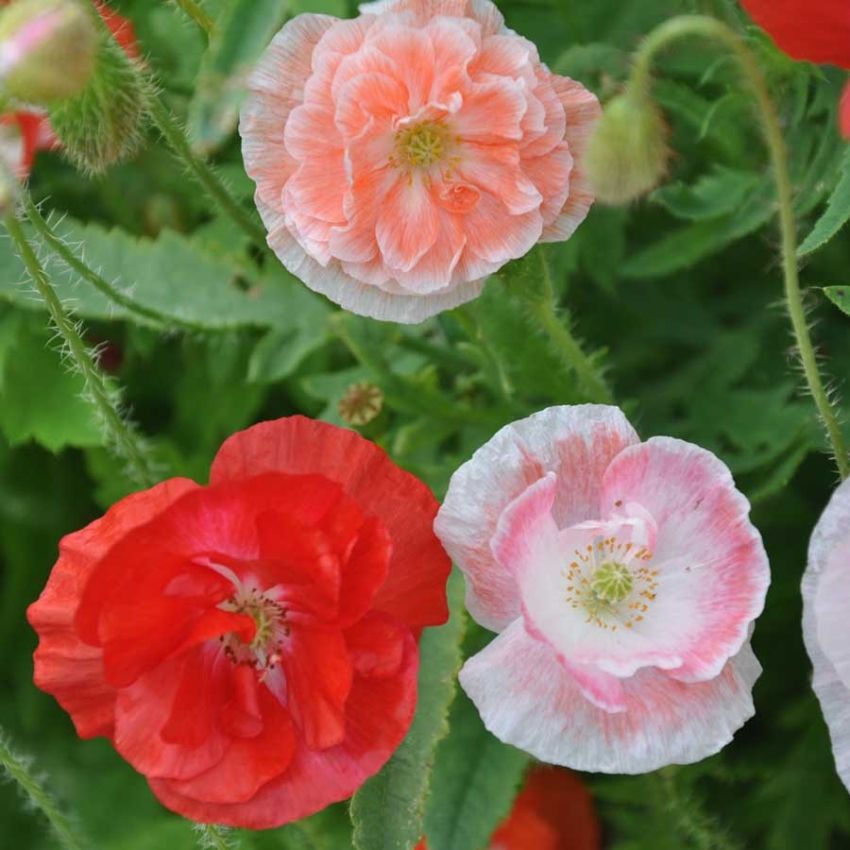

{"left": 5, "top": 213, "right": 158, "bottom": 489}
{"left": 0, "top": 731, "right": 86, "bottom": 850}
{"left": 195, "top": 824, "right": 239, "bottom": 850}
{"left": 626, "top": 14, "right": 850, "bottom": 478}
{"left": 23, "top": 193, "right": 205, "bottom": 333}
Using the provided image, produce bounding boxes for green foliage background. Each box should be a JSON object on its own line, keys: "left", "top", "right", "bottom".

{"left": 2, "top": 0, "right": 850, "bottom": 847}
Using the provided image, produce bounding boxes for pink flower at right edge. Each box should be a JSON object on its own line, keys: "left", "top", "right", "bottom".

{"left": 802, "top": 477, "right": 850, "bottom": 793}
{"left": 434, "top": 405, "right": 770, "bottom": 773}
{"left": 239, "top": 0, "right": 600, "bottom": 324}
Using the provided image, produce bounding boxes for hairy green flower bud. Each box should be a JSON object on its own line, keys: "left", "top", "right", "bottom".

{"left": 47, "top": 16, "right": 147, "bottom": 174}
{"left": 585, "top": 88, "right": 670, "bottom": 206}
{"left": 0, "top": 0, "right": 96, "bottom": 104}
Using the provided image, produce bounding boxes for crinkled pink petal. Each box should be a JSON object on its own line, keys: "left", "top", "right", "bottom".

{"left": 240, "top": 0, "right": 599, "bottom": 322}
{"left": 599, "top": 437, "right": 769, "bottom": 682}
{"left": 434, "top": 405, "right": 640, "bottom": 631}
{"left": 460, "top": 618, "right": 760, "bottom": 774}
{"left": 803, "top": 476, "right": 850, "bottom": 792}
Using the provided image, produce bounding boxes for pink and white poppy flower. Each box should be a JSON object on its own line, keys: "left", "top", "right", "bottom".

{"left": 435, "top": 405, "right": 770, "bottom": 773}
{"left": 239, "top": 0, "right": 600, "bottom": 323}
{"left": 803, "top": 477, "right": 850, "bottom": 792}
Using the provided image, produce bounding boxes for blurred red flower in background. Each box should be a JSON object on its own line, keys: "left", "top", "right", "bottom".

{"left": 740, "top": 0, "right": 850, "bottom": 138}
{"left": 0, "top": 0, "right": 139, "bottom": 178}
{"left": 28, "top": 416, "right": 451, "bottom": 828}
{"left": 416, "top": 767, "right": 601, "bottom": 850}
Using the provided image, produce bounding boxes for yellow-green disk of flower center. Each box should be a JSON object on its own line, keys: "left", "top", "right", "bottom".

{"left": 591, "top": 562, "right": 633, "bottom": 604}
{"left": 394, "top": 122, "right": 447, "bottom": 169}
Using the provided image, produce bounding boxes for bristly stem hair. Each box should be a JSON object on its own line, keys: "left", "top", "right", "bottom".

{"left": 5, "top": 213, "right": 159, "bottom": 489}
{"left": 628, "top": 14, "right": 850, "bottom": 479}
{"left": 0, "top": 730, "right": 86, "bottom": 850}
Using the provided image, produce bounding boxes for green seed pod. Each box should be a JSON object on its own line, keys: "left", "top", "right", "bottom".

{"left": 47, "top": 12, "right": 147, "bottom": 175}
{"left": 0, "top": 0, "right": 96, "bottom": 104}
{"left": 585, "top": 88, "right": 670, "bottom": 206}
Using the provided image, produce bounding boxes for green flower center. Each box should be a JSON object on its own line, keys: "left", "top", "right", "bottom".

{"left": 393, "top": 121, "right": 448, "bottom": 169}
{"left": 590, "top": 561, "right": 634, "bottom": 604}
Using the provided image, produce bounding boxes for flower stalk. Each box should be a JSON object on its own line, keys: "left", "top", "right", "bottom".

{"left": 5, "top": 212, "right": 158, "bottom": 488}
{"left": 628, "top": 14, "right": 849, "bottom": 478}
{"left": 170, "top": 0, "right": 216, "bottom": 39}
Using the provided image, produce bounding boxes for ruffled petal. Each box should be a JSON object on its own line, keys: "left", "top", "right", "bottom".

{"left": 803, "top": 476, "right": 850, "bottom": 791}
{"left": 435, "top": 405, "right": 639, "bottom": 632}
{"left": 599, "top": 437, "right": 769, "bottom": 681}
{"left": 148, "top": 628, "right": 418, "bottom": 828}
{"left": 28, "top": 477, "right": 199, "bottom": 739}
{"left": 460, "top": 619, "right": 760, "bottom": 774}
{"left": 210, "top": 417, "right": 451, "bottom": 630}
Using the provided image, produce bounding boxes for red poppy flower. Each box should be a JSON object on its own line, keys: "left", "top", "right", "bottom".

{"left": 740, "top": 1, "right": 850, "bottom": 138}
{"left": 740, "top": 0, "right": 850, "bottom": 69}
{"left": 416, "top": 767, "right": 600, "bottom": 850}
{"left": 28, "top": 416, "right": 451, "bottom": 829}
{"left": 0, "top": 110, "right": 56, "bottom": 178}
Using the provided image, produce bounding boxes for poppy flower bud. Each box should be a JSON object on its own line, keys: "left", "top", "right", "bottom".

{"left": 585, "top": 88, "right": 670, "bottom": 206}
{"left": 0, "top": 0, "right": 96, "bottom": 104}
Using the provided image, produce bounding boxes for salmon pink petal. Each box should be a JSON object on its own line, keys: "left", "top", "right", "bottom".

{"left": 148, "top": 629, "right": 418, "bottom": 828}
{"left": 460, "top": 619, "right": 760, "bottom": 773}
{"left": 803, "top": 477, "right": 850, "bottom": 791}
{"left": 599, "top": 437, "right": 769, "bottom": 682}
{"left": 211, "top": 417, "right": 451, "bottom": 630}
{"left": 458, "top": 141, "right": 542, "bottom": 215}
{"left": 455, "top": 78, "right": 528, "bottom": 141}
{"left": 740, "top": 0, "right": 850, "bottom": 68}
{"left": 435, "top": 405, "right": 639, "bottom": 632}
{"left": 463, "top": 193, "right": 543, "bottom": 265}
{"left": 376, "top": 175, "right": 440, "bottom": 272}
{"left": 27, "top": 478, "right": 199, "bottom": 739}
{"left": 392, "top": 210, "right": 466, "bottom": 293}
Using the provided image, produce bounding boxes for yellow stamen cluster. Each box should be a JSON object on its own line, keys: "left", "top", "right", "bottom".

{"left": 220, "top": 586, "right": 289, "bottom": 672}
{"left": 563, "top": 536, "right": 660, "bottom": 631}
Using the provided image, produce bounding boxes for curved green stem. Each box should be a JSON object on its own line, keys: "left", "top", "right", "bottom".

{"left": 144, "top": 88, "right": 267, "bottom": 248}
{"left": 0, "top": 731, "right": 85, "bottom": 850}
{"left": 630, "top": 14, "right": 849, "bottom": 478}
{"left": 5, "top": 214, "right": 158, "bottom": 489}
{"left": 197, "top": 825, "right": 236, "bottom": 850}
{"left": 527, "top": 252, "right": 613, "bottom": 404}
{"left": 23, "top": 194, "right": 202, "bottom": 332}
{"left": 171, "top": 0, "right": 216, "bottom": 39}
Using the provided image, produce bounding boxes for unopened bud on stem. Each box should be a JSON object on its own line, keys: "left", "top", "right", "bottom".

{"left": 585, "top": 86, "right": 670, "bottom": 206}
{"left": 0, "top": 0, "right": 96, "bottom": 104}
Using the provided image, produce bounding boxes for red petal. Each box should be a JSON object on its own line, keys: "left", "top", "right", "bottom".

{"left": 338, "top": 517, "right": 392, "bottom": 627}
{"left": 345, "top": 611, "right": 407, "bottom": 678}
{"left": 840, "top": 81, "right": 850, "bottom": 139}
{"left": 210, "top": 417, "right": 451, "bottom": 630}
{"left": 220, "top": 665, "right": 264, "bottom": 738}
{"left": 152, "top": 686, "right": 295, "bottom": 806}
{"left": 148, "top": 628, "right": 419, "bottom": 828}
{"left": 113, "top": 649, "right": 230, "bottom": 781}
{"left": 27, "top": 477, "right": 199, "bottom": 739}
{"left": 93, "top": 0, "right": 140, "bottom": 60}
{"left": 741, "top": 0, "right": 850, "bottom": 68}
{"left": 283, "top": 626, "right": 353, "bottom": 750}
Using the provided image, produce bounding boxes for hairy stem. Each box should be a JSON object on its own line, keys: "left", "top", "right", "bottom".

{"left": 170, "top": 0, "right": 216, "bottom": 38}
{"left": 197, "top": 824, "right": 237, "bottom": 850}
{"left": 630, "top": 14, "right": 849, "bottom": 478}
{"left": 527, "top": 252, "right": 613, "bottom": 404}
{"left": 5, "top": 214, "right": 158, "bottom": 488}
{"left": 23, "top": 194, "right": 201, "bottom": 332}
{"left": 0, "top": 732, "right": 85, "bottom": 850}
{"left": 144, "top": 89, "right": 267, "bottom": 248}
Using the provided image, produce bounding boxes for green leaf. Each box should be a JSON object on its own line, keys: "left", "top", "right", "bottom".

{"left": 822, "top": 286, "right": 850, "bottom": 318}
{"left": 350, "top": 571, "right": 466, "bottom": 850}
{"left": 798, "top": 147, "right": 850, "bottom": 256}
{"left": 0, "top": 314, "right": 103, "bottom": 452}
{"left": 3, "top": 218, "right": 323, "bottom": 332}
{"left": 188, "top": 0, "right": 289, "bottom": 154}
{"left": 424, "top": 692, "right": 529, "bottom": 850}
{"left": 651, "top": 167, "right": 762, "bottom": 221}
{"left": 622, "top": 181, "right": 774, "bottom": 278}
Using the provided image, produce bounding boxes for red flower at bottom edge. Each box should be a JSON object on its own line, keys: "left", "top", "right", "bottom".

{"left": 28, "top": 416, "right": 451, "bottom": 829}
{"left": 417, "top": 767, "right": 601, "bottom": 850}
